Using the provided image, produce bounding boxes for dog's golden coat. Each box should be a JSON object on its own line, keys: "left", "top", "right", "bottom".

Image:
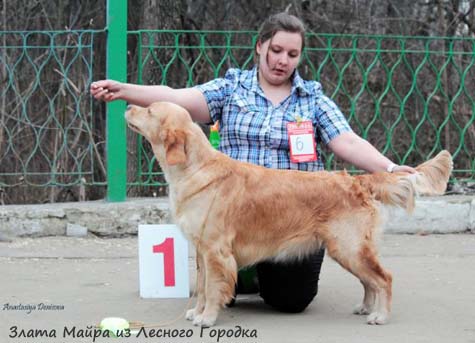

{"left": 125, "top": 102, "right": 452, "bottom": 327}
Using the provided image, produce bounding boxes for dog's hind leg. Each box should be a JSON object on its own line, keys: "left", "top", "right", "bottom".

{"left": 353, "top": 281, "right": 375, "bottom": 315}
{"left": 326, "top": 236, "right": 392, "bottom": 325}
{"left": 186, "top": 249, "right": 206, "bottom": 321}
{"left": 360, "top": 246, "right": 392, "bottom": 325}
{"left": 192, "top": 245, "right": 237, "bottom": 327}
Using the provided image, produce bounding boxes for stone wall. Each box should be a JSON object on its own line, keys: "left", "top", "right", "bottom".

{"left": 0, "top": 198, "right": 171, "bottom": 238}
{"left": 1, "top": 195, "right": 474, "bottom": 240}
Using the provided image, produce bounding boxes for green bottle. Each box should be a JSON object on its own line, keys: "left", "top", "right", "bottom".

{"left": 209, "top": 122, "right": 220, "bottom": 149}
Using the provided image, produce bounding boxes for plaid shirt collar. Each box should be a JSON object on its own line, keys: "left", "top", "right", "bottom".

{"left": 240, "top": 66, "right": 312, "bottom": 97}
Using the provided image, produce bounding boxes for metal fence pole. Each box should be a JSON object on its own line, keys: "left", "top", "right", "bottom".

{"left": 106, "top": 0, "right": 127, "bottom": 201}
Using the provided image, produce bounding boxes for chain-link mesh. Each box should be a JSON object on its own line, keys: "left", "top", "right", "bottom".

{"left": 0, "top": 30, "right": 473, "bottom": 201}
{"left": 0, "top": 30, "right": 105, "bottom": 192}
{"left": 127, "top": 30, "right": 259, "bottom": 187}
{"left": 130, "top": 30, "right": 475, "bottom": 185}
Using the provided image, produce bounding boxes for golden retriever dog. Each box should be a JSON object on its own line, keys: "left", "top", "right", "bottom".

{"left": 125, "top": 102, "right": 452, "bottom": 327}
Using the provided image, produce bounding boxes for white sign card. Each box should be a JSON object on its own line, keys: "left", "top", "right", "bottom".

{"left": 138, "top": 224, "right": 190, "bottom": 298}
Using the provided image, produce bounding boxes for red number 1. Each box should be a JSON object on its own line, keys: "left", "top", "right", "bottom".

{"left": 152, "top": 238, "right": 175, "bottom": 287}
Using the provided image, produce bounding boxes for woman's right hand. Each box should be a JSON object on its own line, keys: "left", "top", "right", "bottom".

{"left": 89, "top": 79, "right": 212, "bottom": 123}
{"left": 90, "top": 80, "right": 124, "bottom": 102}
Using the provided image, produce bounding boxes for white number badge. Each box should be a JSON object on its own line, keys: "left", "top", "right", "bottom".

{"left": 287, "top": 120, "right": 317, "bottom": 163}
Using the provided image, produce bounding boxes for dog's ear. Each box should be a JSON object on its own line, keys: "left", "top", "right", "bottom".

{"left": 163, "top": 129, "right": 187, "bottom": 166}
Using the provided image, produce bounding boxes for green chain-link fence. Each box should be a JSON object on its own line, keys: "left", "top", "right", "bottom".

{"left": 0, "top": 30, "right": 106, "bottom": 197}
{"left": 128, "top": 30, "right": 475, "bottom": 187}
{"left": 0, "top": 29, "right": 474, "bottom": 203}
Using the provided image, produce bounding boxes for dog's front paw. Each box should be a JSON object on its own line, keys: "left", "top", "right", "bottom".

{"left": 186, "top": 308, "right": 197, "bottom": 321}
{"left": 192, "top": 313, "right": 217, "bottom": 327}
{"left": 366, "top": 312, "right": 389, "bottom": 325}
{"left": 353, "top": 303, "right": 371, "bottom": 315}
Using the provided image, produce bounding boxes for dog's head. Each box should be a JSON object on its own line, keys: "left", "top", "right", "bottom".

{"left": 125, "top": 102, "right": 191, "bottom": 166}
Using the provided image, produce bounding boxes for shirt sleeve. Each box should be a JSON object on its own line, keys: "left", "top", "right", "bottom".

{"left": 193, "top": 69, "right": 239, "bottom": 124}
{"left": 314, "top": 88, "right": 353, "bottom": 144}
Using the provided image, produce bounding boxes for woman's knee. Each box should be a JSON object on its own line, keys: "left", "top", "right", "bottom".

{"left": 256, "top": 248, "right": 325, "bottom": 313}
{"left": 261, "top": 288, "right": 318, "bottom": 313}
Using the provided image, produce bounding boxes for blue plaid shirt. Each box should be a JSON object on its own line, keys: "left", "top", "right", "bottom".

{"left": 195, "top": 67, "right": 352, "bottom": 171}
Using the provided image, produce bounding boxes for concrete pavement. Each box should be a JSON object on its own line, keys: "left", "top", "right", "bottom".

{"left": 1, "top": 234, "right": 475, "bottom": 343}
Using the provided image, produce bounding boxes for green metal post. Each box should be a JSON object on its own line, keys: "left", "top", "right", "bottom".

{"left": 106, "top": 0, "right": 127, "bottom": 201}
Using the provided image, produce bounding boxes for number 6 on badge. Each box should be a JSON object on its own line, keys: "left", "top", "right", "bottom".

{"left": 138, "top": 224, "right": 190, "bottom": 298}
{"left": 287, "top": 121, "right": 317, "bottom": 163}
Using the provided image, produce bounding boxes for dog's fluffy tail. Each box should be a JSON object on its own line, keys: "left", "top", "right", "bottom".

{"left": 411, "top": 150, "right": 453, "bottom": 195}
{"left": 357, "top": 150, "right": 452, "bottom": 213}
{"left": 359, "top": 174, "right": 416, "bottom": 213}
